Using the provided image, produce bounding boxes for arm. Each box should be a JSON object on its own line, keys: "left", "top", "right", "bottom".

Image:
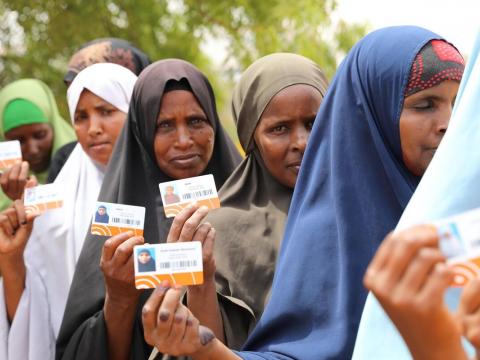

{"left": 100, "top": 231, "right": 144, "bottom": 360}
{"left": 364, "top": 224, "right": 468, "bottom": 360}
{"left": 167, "top": 205, "right": 225, "bottom": 342}
{"left": 0, "top": 200, "right": 36, "bottom": 321}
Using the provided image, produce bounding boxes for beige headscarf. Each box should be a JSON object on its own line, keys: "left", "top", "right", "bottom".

{"left": 206, "top": 53, "right": 328, "bottom": 349}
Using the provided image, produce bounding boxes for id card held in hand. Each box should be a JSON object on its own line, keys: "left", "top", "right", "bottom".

{"left": 134, "top": 242, "right": 203, "bottom": 289}
{"left": 24, "top": 183, "right": 63, "bottom": 214}
{"left": 436, "top": 207, "right": 480, "bottom": 286}
{"left": 159, "top": 174, "right": 220, "bottom": 218}
{"left": 0, "top": 140, "right": 22, "bottom": 169}
{"left": 90, "top": 202, "right": 145, "bottom": 237}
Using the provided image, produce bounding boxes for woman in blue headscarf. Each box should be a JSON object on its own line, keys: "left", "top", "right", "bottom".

{"left": 139, "top": 26, "right": 464, "bottom": 360}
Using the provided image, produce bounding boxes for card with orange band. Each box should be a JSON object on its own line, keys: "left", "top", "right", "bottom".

{"left": 134, "top": 242, "right": 203, "bottom": 289}
{"left": 0, "top": 140, "right": 22, "bottom": 169}
{"left": 159, "top": 174, "right": 220, "bottom": 218}
{"left": 436, "top": 207, "right": 480, "bottom": 286}
{"left": 90, "top": 201, "right": 145, "bottom": 237}
{"left": 24, "top": 183, "right": 63, "bottom": 214}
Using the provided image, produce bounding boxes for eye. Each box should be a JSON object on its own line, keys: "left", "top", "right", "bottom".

{"left": 412, "top": 99, "right": 435, "bottom": 111}
{"left": 188, "top": 117, "right": 208, "bottom": 127}
{"left": 33, "top": 131, "right": 48, "bottom": 140}
{"left": 74, "top": 113, "right": 89, "bottom": 123}
{"left": 269, "top": 124, "right": 288, "bottom": 133}
{"left": 156, "top": 120, "right": 174, "bottom": 132}
{"left": 100, "top": 108, "right": 115, "bottom": 117}
{"left": 305, "top": 118, "right": 315, "bottom": 130}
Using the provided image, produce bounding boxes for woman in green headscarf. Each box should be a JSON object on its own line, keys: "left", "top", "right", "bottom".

{"left": 0, "top": 79, "right": 76, "bottom": 210}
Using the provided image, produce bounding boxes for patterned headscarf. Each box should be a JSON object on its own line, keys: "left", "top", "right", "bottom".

{"left": 405, "top": 39, "right": 465, "bottom": 97}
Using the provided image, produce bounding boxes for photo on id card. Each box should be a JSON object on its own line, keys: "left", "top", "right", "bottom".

{"left": 159, "top": 174, "right": 220, "bottom": 218}
{"left": 134, "top": 242, "right": 203, "bottom": 289}
{"left": 90, "top": 201, "right": 145, "bottom": 237}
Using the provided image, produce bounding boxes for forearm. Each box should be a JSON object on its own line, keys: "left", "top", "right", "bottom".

{"left": 188, "top": 280, "right": 225, "bottom": 343}
{"left": 193, "top": 338, "right": 242, "bottom": 360}
{"left": 1, "top": 256, "right": 26, "bottom": 322}
{"left": 103, "top": 293, "right": 139, "bottom": 360}
{"left": 406, "top": 333, "right": 468, "bottom": 360}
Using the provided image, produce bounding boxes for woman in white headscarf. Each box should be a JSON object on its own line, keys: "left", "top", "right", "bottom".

{"left": 0, "top": 63, "right": 137, "bottom": 360}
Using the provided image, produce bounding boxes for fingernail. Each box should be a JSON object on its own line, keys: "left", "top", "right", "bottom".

{"left": 186, "top": 317, "right": 193, "bottom": 326}
{"left": 174, "top": 314, "right": 184, "bottom": 323}
{"left": 159, "top": 311, "right": 169, "bottom": 322}
{"left": 199, "top": 326, "right": 215, "bottom": 346}
{"left": 200, "top": 206, "right": 208, "bottom": 212}
{"left": 21, "top": 221, "right": 27, "bottom": 226}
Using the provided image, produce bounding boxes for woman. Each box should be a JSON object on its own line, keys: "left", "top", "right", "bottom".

{"left": 48, "top": 37, "right": 151, "bottom": 182}
{"left": 165, "top": 52, "right": 328, "bottom": 350}
{"left": 0, "top": 79, "right": 76, "bottom": 209}
{"left": 141, "top": 26, "right": 465, "bottom": 360}
{"left": 354, "top": 31, "right": 480, "bottom": 359}
{"left": 0, "top": 63, "right": 138, "bottom": 360}
{"left": 55, "top": 59, "right": 242, "bottom": 360}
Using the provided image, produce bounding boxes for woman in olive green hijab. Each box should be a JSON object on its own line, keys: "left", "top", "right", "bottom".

{"left": 0, "top": 79, "right": 76, "bottom": 210}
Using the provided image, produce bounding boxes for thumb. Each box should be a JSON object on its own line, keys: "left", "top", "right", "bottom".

{"left": 25, "top": 175, "right": 38, "bottom": 189}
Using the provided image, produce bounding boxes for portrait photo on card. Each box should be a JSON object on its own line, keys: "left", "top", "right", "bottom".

{"left": 439, "top": 222, "right": 465, "bottom": 259}
{"left": 94, "top": 204, "right": 110, "bottom": 224}
{"left": 162, "top": 184, "right": 181, "bottom": 205}
{"left": 136, "top": 247, "right": 156, "bottom": 273}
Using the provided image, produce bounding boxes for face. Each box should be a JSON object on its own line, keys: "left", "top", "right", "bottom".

{"left": 253, "top": 84, "right": 322, "bottom": 188}
{"left": 138, "top": 252, "right": 151, "bottom": 264}
{"left": 399, "top": 80, "right": 460, "bottom": 177}
{"left": 166, "top": 186, "right": 174, "bottom": 194}
{"left": 154, "top": 90, "right": 215, "bottom": 179}
{"left": 98, "top": 207, "right": 106, "bottom": 215}
{"left": 4, "top": 123, "right": 54, "bottom": 172}
{"left": 74, "top": 89, "right": 127, "bottom": 166}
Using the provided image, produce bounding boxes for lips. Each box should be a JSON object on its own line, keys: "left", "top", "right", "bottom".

{"left": 286, "top": 160, "right": 302, "bottom": 174}
{"left": 170, "top": 153, "right": 200, "bottom": 168}
{"left": 88, "top": 141, "right": 110, "bottom": 150}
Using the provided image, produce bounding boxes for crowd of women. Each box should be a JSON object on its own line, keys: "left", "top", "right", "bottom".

{"left": 0, "top": 25, "right": 479, "bottom": 360}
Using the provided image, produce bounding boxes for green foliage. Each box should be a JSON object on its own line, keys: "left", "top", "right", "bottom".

{"left": 0, "top": 0, "right": 367, "bottom": 141}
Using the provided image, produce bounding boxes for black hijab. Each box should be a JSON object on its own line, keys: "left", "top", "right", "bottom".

{"left": 56, "top": 59, "right": 242, "bottom": 360}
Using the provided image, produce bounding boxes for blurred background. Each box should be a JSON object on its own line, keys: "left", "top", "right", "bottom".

{"left": 0, "top": 0, "right": 476, "bottom": 144}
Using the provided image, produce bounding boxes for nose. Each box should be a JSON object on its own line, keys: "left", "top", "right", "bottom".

{"left": 291, "top": 126, "right": 309, "bottom": 153}
{"left": 174, "top": 125, "right": 194, "bottom": 150}
{"left": 437, "top": 103, "right": 454, "bottom": 135}
{"left": 24, "top": 138, "right": 40, "bottom": 157}
{"left": 87, "top": 114, "right": 103, "bottom": 137}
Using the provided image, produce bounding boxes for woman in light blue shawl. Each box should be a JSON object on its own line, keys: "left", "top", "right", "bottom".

{"left": 353, "top": 31, "right": 480, "bottom": 360}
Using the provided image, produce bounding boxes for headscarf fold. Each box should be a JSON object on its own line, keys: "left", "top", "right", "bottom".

{"left": 234, "top": 26, "right": 446, "bottom": 360}
{"left": 352, "top": 31, "right": 479, "bottom": 360}
{"left": 64, "top": 38, "right": 151, "bottom": 83}
{"left": 205, "top": 53, "right": 328, "bottom": 349}
{"left": 0, "top": 63, "right": 137, "bottom": 360}
{"left": 0, "top": 79, "right": 76, "bottom": 209}
{"left": 56, "top": 59, "right": 242, "bottom": 360}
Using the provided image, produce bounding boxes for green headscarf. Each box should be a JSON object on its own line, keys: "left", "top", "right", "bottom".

{"left": 0, "top": 78, "right": 76, "bottom": 210}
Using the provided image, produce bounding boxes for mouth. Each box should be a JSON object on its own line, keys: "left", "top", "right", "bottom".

{"left": 170, "top": 153, "right": 200, "bottom": 168}
{"left": 88, "top": 141, "right": 110, "bottom": 151}
{"left": 286, "top": 160, "right": 302, "bottom": 174}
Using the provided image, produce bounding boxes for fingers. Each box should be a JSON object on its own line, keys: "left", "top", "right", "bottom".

{"left": 142, "top": 282, "right": 170, "bottom": 343}
{"left": 418, "top": 262, "right": 453, "bottom": 307}
{"left": 194, "top": 223, "right": 212, "bottom": 244}
{"left": 25, "top": 174, "right": 38, "bottom": 189}
{"left": 101, "top": 231, "right": 134, "bottom": 262}
{"left": 0, "top": 212, "right": 14, "bottom": 236}
{"left": 167, "top": 204, "right": 199, "bottom": 243}
{"left": 112, "top": 236, "right": 144, "bottom": 265}
{"left": 168, "top": 301, "right": 189, "bottom": 342}
{"left": 178, "top": 206, "right": 209, "bottom": 242}
{"left": 155, "top": 286, "right": 187, "bottom": 340}
{"left": 460, "top": 278, "right": 480, "bottom": 316}
{"left": 203, "top": 227, "right": 215, "bottom": 257}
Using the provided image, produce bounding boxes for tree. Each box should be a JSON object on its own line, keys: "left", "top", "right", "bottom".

{"left": 0, "top": 0, "right": 367, "bottom": 139}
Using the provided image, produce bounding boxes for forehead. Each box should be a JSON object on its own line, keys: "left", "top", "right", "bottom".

{"left": 4, "top": 122, "right": 52, "bottom": 138}
{"left": 158, "top": 90, "right": 204, "bottom": 114}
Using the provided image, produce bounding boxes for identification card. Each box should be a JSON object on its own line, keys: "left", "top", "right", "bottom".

{"left": 0, "top": 140, "right": 22, "bottom": 169}
{"left": 134, "top": 242, "right": 203, "bottom": 288}
{"left": 159, "top": 174, "right": 220, "bottom": 218}
{"left": 435, "top": 207, "right": 480, "bottom": 286}
{"left": 24, "top": 183, "right": 63, "bottom": 214}
{"left": 90, "top": 202, "right": 145, "bottom": 237}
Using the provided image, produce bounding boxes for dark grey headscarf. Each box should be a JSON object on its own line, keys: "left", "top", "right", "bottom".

{"left": 206, "top": 53, "right": 329, "bottom": 349}
{"left": 56, "top": 59, "right": 242, "bottom": 360}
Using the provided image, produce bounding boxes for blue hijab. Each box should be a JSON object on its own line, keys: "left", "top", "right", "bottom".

{"left": 236, "top": 26, "right": 441, "bottom": 360}
{"left": 353, "top": 30, "right": 480, "bottom": 360}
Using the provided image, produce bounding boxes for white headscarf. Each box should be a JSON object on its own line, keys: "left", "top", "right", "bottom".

{"left": 0, "top": 63, "right": 137, "bottom": 360}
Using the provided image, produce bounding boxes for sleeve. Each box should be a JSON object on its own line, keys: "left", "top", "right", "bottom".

{"left": 0, "top": 264, "right": 55, "bottom": 360}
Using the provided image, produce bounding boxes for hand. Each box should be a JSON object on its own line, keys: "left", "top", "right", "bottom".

{"left": 142, "top": 284, "right": 216, "bottom": 357}
{"left": 0, "top": 200, "right": 38, "bottom": 270}
{"left": 0, "top": 162, "right": 37, "bottom": 201}
{"left": 364, "top": 224, "right": 467, "bottom": 360}
{"left": 167, "top": 204, "right": 216, "bottom": 284}
{"left": 458, "top": 278, "right": 480, "bottom": 358}
{"left": 100, "top": 231, "right": 144, "bottom": 304}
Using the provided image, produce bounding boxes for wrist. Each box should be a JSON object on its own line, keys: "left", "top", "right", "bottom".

{"left": 188, "top": 278, "right": 216, "bottom": 294}
{"left": 0, "top": 254, "right": 25, "bottom": 275}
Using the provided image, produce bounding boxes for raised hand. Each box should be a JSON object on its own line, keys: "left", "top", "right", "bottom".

{"left": 0, "top": 161, "right": 37, "bottom": 201}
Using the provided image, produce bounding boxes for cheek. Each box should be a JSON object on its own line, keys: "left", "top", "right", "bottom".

{"left": 154, "top": 134, "right": 170, "bottom": 166}
{"left": 74, "top": 125, "right": 89, "bottom": 149}
{"left": 196, "top": 128, "right": 215, "bottom": 160}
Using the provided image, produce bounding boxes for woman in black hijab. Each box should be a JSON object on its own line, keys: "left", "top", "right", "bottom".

{"left": 55, "top": 59, "right": 242, "bottom": 360}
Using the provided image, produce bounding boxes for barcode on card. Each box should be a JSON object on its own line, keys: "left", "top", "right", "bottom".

{"left": 182, "top": 189, "right": 213, "bottom": 201}
{"left": 158, "top": 260, "right": 198, "bottom": 269}
{"left": 111, "top": 217, "right": 141, "bottom": 226}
